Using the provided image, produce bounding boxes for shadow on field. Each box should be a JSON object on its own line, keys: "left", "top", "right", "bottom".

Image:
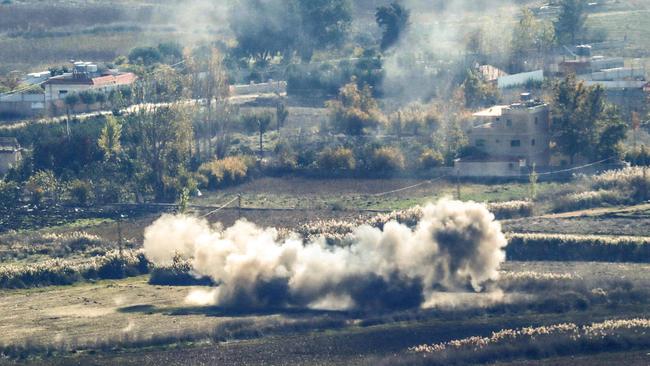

{"left": 117, "top": 303, "right": 350, "bottom": 318}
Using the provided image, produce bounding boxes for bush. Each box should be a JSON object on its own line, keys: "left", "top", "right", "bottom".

{"left": 0, "top": 250, "right": 149, "bottom": 289}
{"left": 486, "top": 200, "right": 533, "bottom": 219}
{"left": 25, "top": 170, "right": 59, "bottom": 204}
{"left": 317, "top": 147, "right": 356, "bottom": 171}
{"left": 68, "top": 179, "right": 93, "bottom": 206}
{"left": 0, "top": 180, "right": 20, "bottom": 209}
{"left": 149, "top": 255, "right": 213, "bottom": 286}
{"left": 368, "top": 147, "right": 405, "bottom": 172}
{"left": 419, "top": 149, "right": 444, "bottom": 169}
{"left": 553, "top": 189, "right": 627, "bottom": 212}
{"left": 198, "top": 156, "right": 252, "bottom": 189}
{"left": 625, "top": 146, "right": 650, "bottom": 167}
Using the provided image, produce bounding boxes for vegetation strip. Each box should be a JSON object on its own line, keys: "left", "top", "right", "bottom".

{"left": 406, "top": 318, "right": 650, "bottom": 365}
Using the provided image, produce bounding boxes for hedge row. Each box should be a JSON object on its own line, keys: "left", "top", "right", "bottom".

{"left": 507, "top": 233, "right": 650, "bottom": 263}
{"left": 0, "top": 250, "right": 149, "bottom": 289}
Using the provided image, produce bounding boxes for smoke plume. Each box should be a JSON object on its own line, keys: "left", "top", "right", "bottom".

{"left": 143, "top": 199, "right": 507, "bottom": 311}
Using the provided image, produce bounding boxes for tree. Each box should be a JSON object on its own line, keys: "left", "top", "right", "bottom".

{"left": 229, "top": 0, "right": 352, "bottom": 63}
{"left": 78, "top": 91, "right": 97, "bottom": 112}
{"left": 511, "top": 9, "right": 556, "bottom": 72}
{"left": 134, "top": 65, "right": 186, "bottom": 104}
{"left": 276, "top": 102, "right": 289, "bottom": 132}
{"left": 554, "top": 0, "right": 588, "bottom": 45}
{"left": 186, "top": 47, "right": 230, "bottom": 160}
{"left": 95, "top": 92, "right": 107, "bottom": 109}
{"left": 376, "top": 2, "right": 410, "bottom": 51}
{"left": 63, "top": 93, "right": 79, "bottom": 136}
{"left": 128, "top": 46, "right": 163, "bottom": 66}
{"left": 461, "top": 69, "right": 499, "bottom": 109}
{"left": 243, "top": 111, "right": 274, "bottom": 158}
{"left": 551, "top": 75, "right": 628, "bottom": 164}
{"left": 125, "top": 104, "right": 193, "bottom": 201}
{"left": 295, "top": 0, "right": 352, "bottom": 59}
{"left": 326, "top": 80, "right": 387, "bottom": 135}
{"left": 157, "top": 42, "right": 184, "bottom": 64}
{"left": 229, "top": 0, "right": 299, "bottom": 63}
{"left": 98, "top": 115, "right": 122, "bottom": 161}
{"left": 25, "top": 170, "right": 59, "bottom": 205}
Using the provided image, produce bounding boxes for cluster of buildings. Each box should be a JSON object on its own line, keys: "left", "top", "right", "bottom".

{"left": 460, "top": 43, "right": 648, "bottom": 178}
{"left": 0, "top": 61, "right": 136, "bottom": 118}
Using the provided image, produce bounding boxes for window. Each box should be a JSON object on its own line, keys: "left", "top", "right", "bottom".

{"left": 510, "top": 140, "right": 521, "bottom": 147}
{"left": 534, "top": 117, "right": 539, "bottom": 125}
{"left": 506, "top": 119, "right": 513, "bottom": 127}
{"left": 531, "top": 139, "right": 536, "bottom": 146}
{"left": 59, "top": 90, "right": 68, "bottom": 95}
{"left": 476, "top": 139, "right": 486, "bottom": 147}
{"left": 495, "top": 139, "right": 500, "bottom": 143}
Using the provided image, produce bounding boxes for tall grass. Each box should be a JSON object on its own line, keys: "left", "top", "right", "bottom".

{"left": 507, "top": 233, "right": 650, "bottom": 263}
{"left": 553, "top": 167, "right": 650, "bottom": 212}
{"left": 0, "top": 249, "right": 149, "bottom": 289}
{"left": 405, "top": 318, "right": 650, "bottom": 365}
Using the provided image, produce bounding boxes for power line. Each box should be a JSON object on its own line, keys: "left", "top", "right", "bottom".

{"left": 366, "top": 157, "right": 619, "bottom": 197}
{"left": 201, "top": 196, "right": 240, "bottom": 218}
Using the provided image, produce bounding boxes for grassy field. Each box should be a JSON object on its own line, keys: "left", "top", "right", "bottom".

{"left": 195, "top": 177, "right": 566, "bottom": 211}
{"left": 0, "top": 260, "right": 648, "bottom": 364}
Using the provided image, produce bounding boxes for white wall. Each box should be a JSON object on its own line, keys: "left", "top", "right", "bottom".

{"left": 498, "top": 70, "right": 544, "bottom": 89}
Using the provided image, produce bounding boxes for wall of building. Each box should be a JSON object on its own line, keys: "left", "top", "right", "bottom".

{"left": 0, "top": 151, "right": 20, "bottom": 174}
{"left": 230, "top": 81, "right": 287, "bottom": 96}
{"left": 497, "top": 70, "right": 544, "bottom": 89}
{"left": 468, "top": 105, "right": 551, "bottom": 166}
{"left": 455, "top": 161, "right": 523, "bottom": 178}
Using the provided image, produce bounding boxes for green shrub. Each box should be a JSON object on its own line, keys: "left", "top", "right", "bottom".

{"left": 368, "top": 147, "right": 405, "bottom": 172}
{"left": 419, "top": 149, "right": 444, "bottom": 169}
{"left": 486, "top": 200, "right": 534, "bottom": 219}
{"left": 198, "top": 156, "right": 252, "bottom": 189}
{"left": 68, "top": 179, "right": 93, "bottom": 206}
{"left": 0, "top": 180, "right": 20, "bottom": 209}
{"left": 317, "top": 147, "right": 356, "bottom": 171}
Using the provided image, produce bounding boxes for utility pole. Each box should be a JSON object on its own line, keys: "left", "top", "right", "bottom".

{"left": 237, "top": 193, "right": 242, "bottom": 219}
{"left": 117, "top": 214, "right": 124, "bottom": 259}
{"left": 641, "top": 164, "right": 648, "bottom": 201}
{"left": 456, "top": 168, "right": 461, "bottom": 201}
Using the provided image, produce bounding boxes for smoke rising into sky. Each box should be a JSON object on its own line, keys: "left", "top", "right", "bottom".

{"left": 144, "top": 199, "right": 507, "bottom": 311}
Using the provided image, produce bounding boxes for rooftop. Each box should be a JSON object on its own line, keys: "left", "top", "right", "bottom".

{"left": 473, "top": 105, "right": 509, "bottom": 117}
{"left": 44, "top": 72, "right": 136, "bottom": 87}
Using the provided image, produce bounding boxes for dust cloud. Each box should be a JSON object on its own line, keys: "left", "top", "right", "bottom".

{"left": 144, "top": 199, "right": 507, "bottom": 311}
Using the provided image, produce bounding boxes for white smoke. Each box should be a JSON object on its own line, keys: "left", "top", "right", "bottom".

{"left": 381, "top": 0, "right": 519, "bottom": 102}
{"left": 144, "top": 199, "right": 507, "bottom": 311}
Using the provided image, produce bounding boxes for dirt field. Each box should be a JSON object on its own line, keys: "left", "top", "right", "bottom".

{"left": 1, "top": 261, "right": 648, "bottom": 364}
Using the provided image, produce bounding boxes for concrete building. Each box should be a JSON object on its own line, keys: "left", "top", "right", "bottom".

{"left": 0, "top": 137, "right": 22, "bottom": 175}
{"left": 43, "top": 62, "right": 136, "bottom": 101}
{"left": 0, "top": 61, "right": 136, "bottom": 119}
{"left": 456, "top": 94, "right": 551, "bottom": 177}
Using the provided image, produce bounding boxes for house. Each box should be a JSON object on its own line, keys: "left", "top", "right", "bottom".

{"left": 0, "top": 61, "right": 136, "bottom": 119}
{"left": 43, "top": 62, "right": 136, "bottom": 101}
{"left": 0, "top": 137, "right": 22, "bottom": 175}
{"left": 456, "top": 94, "right": 551, "bottom": 177}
